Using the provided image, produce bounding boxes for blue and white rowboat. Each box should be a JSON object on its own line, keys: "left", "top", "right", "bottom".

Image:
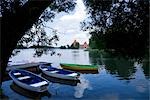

{"left": 9, "top": 69, "right": 49, "bottom": 92}
{"left": 39, "top": 65, "right": 80, "bottom": 81}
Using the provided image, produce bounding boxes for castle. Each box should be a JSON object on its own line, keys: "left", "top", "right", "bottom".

{"left": 80, "top": 42, "right": 89, "bottom": 49}
{"left": 71, "top": 40, "right": 89, "bottom": 49}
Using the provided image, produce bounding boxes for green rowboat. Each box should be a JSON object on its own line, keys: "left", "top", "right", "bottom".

{"left": 60, "top": 63, "right": 98, "bottom": 72}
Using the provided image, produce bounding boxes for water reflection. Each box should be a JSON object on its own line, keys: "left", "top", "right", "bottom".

{"left": 89, "top": 50, "right": 102, "bottom": 65}
{"left": 142, "top": 61, "right": 150, "bottom": 79}
{"left": 89, "top": 50, "right": 149, "bottom": 80}
{"left": 72, "top": 50, "right": 79, "bottom": 64}
{"left": 74, "top": 75, "right": 92, "bottom": 98}
{"left": 104, "top": 59, "right": 136, "bottom": 80}
{"left": 4, "top": 49, "right": 149, "bottom": 99}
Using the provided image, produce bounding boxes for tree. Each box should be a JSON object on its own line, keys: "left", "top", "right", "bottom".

{"left": 89, "top": 32, "right": 105, "bottom": 49}
{"left": 67, "top": 45, "right": 70, "bottom": 49}
{"left": 1, "top": 0, "right": 76, "bottom": 83}
{"left": 103, "top": 0, "right": 149, "bottom": 59}
{"left": 82, "top": 0, "right": 149, "bottom": 59}
{"left": 60, "top": 46, "right": 67, "bottom": 49}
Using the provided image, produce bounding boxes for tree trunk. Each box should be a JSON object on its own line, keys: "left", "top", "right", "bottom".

{"left": 1, "top": 1, "right": 52, "bottom": 84}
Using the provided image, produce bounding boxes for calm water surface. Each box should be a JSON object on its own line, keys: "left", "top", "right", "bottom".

{"left": 2, "top": 49, "right": 149, "bottom": 100}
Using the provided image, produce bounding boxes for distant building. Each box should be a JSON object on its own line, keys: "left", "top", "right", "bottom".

{"left": 73, "top": 40, "right": 77, "bottom": 47}
{"left": 71, "top": 40, "right": 80, "bottom": 49}
{"left": 80, "top": 42, "right": 89, "bottom": 49}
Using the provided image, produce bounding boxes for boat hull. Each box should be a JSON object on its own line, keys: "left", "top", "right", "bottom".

{"left": 41, "top": 73, "right": 80, "bottom": 86}
{"left": 60, "top": 63, "right": 98, "bottom": 71}
{"left": 39, "top": 65, "right": 79, "bottom": 81}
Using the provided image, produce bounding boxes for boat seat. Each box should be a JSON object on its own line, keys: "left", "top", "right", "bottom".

{"left": 42, "top": 68, "right": 48, "bottom": 71}
{"left": 66, "top": 73, "right": 78, "bottom": 77}
{"left": 13, "top": 72, "right": 21, "bottom": 76}
{"left": 30, "top": 81, "right": 48, "bottom": 87}
{"left": 50, "top": 71, "right": 59, "bottom": 73}
{"left": 18, "top": 76, "right": 31, "bottom": 80}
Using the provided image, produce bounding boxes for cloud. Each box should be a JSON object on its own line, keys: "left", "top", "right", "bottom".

{"left": 65, "top": 29, "right": 76, "bottom": 33}
{"left": 60, "top": 0, "right": 86, "bottom": 21}
{"left": 45, "top": 0, "right": 89, "bottom": 46}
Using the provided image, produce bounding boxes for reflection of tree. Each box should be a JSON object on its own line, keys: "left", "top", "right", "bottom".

{"left": 89, "top": 50, "right": 106, "bottom": 65}
{"left": 89, "top": 50, "right": 136, "bottom": 80}
{"left": 89, "top": 50, "right": 100, "bottom": 65}
{"left": 104, "top": 59, "right": 136, "bottom": 80}
{"left": 142, "top": 61, "right": 150, "bottom": 79}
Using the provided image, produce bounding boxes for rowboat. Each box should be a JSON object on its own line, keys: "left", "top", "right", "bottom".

{"left": 39, "top": 65, "right": 80, "bottom": 81}
{"left": 9, "top": 69, "right": 49, "bottom": 93}
{"left": 60, "top": 63, "right": 98, "bottom": 73}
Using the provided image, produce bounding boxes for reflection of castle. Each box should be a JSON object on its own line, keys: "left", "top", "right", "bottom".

{"left": 80, "top": 42, "right": 89, "bottom": 49}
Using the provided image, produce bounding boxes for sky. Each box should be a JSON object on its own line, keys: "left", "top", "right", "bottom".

{"left": 45, "top": 0, "right": 90, "bottom": 47}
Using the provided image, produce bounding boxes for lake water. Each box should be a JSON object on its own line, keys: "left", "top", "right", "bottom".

{"left": 2, "top": 49, "right": 149, "bottom": 100}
